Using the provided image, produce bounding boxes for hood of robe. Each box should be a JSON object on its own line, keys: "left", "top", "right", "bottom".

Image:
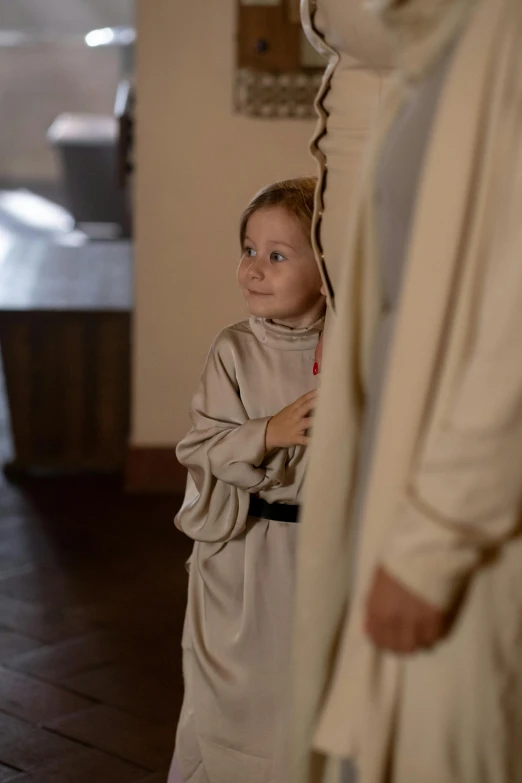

{"left": 373, "top": 0, "right": 479, "bottom": 81}
{"left": 303, "top": 0, "right": 394, "bottom": 70}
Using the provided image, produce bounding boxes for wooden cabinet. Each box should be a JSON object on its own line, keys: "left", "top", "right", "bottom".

{"left": 0, "top": 241, "right": 132, "bottom": 476}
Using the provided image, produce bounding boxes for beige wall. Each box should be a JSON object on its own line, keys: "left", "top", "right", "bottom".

{"left": 132, "top": 0, "right": 317, "bottom": 446}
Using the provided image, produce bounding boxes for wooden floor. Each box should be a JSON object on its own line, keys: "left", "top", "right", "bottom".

{"left": 0, "top": 378, "right": 190, "bottom": 781}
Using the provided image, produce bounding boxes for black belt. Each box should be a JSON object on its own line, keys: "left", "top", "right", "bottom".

{"left": 248, "top": 495, "right": 300, "bottom": 523}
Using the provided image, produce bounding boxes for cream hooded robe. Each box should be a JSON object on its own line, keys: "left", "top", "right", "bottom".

{"left": 173, "top": 316, "right": 322, "bottom": 783}
{"left": 293, "top": 0, "right": 522, "bottom": 782}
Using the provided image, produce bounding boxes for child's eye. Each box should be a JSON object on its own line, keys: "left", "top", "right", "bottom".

{"left": 270, "top": 252, "right": 286, "bottom": 263}
{"left": 243, "top": 247, "right": 255, "bottom": 258}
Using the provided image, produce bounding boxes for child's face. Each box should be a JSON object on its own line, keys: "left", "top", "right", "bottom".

{"left": 238, "top": 206, "right": 326, "bottom": 327}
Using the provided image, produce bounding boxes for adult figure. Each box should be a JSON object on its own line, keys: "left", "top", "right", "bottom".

{"left": 294, "top": 1, "right": 522, "bottom": 782}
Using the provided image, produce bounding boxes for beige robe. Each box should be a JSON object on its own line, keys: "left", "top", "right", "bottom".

{"left": 301, "top": 0, "right": 394, "bottom": 299}
{"left": 173, "top": 317, "right": 321, "bottom": 783}
{"left": 294, "top": 0, "right": 522, "bottom": 782}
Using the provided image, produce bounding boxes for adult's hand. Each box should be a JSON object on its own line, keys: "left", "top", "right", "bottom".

{"left": 365, "top": 566, "right": 446, "bottom": 654}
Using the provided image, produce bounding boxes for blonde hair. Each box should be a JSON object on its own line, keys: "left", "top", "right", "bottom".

{"left": 239, "top": 177, "right": 317, "bottom": 248}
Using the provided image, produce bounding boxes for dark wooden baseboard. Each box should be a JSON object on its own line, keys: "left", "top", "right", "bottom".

{"left": 125, "top": 446, "right": 187, "bottom": 493}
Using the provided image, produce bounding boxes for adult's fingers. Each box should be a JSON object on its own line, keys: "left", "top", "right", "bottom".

{"left": 418, "top": 616, "right": 445, "bottom": 648}
{"left": 366, "top": 613, "right": 441, "bottom": 654}
{"left": 366, "top": 617, "right": 419, "bottom": 654}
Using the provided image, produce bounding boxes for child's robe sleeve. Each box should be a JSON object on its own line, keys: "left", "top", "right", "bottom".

{"left": 175, "top": 331, "right": 287, "bottom": 543}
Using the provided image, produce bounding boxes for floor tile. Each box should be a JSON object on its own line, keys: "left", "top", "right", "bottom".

{"left": 0, "top": 666, "right": 94, "bottom": 724}
{"left": 0, "top": 746, "right": 148, "bottom": 782}
{"left": 47, "top": 705, "right": 176, "bottom": 770}
{"left": 0, "top": 712, "right": 83, "bottom": 771}
{"left": 0, "top": 765, "right": 22, "bottom": 783}
{"left": 62, "top": 660, "right": 179, "bottom": 723}
{"left": 6, "top": 631, "right": 130, "bottom": 682}
{"left": 0, "top": 630, "right": 41, "bottom": 663}
{"left": 0, "top": 565, "right": 109, "bottom": 607}
{"left": 0, "top": 596, "right": 94, "bottom": 642}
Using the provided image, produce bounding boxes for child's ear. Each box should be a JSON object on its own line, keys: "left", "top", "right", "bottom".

{"left": 320, "top": 284, "right": 327, "bottom": 297}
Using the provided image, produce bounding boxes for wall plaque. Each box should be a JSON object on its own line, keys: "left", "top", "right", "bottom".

{"left": 235, "top": 0, "right": 325, "bottom": 118}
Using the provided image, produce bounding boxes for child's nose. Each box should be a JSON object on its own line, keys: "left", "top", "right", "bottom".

{"left": 248, "top": 258, "right": 264, "bottom": 279}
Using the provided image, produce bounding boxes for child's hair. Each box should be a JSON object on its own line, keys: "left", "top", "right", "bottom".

{"left": 239, "top": 177, "right": 318, "bottom": 248}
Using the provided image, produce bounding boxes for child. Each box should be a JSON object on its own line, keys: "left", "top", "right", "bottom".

{"left": 168, "top": 178, "right": 326, "bottom": 783}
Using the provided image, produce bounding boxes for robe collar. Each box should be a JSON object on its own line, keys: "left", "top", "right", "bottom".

{"left": 249, "top": 315, "right": 324, "bottom": 351}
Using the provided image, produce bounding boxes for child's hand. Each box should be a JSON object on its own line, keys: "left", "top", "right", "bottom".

{"left": 265, "top": 391, "right": 317, "bottom": 450}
